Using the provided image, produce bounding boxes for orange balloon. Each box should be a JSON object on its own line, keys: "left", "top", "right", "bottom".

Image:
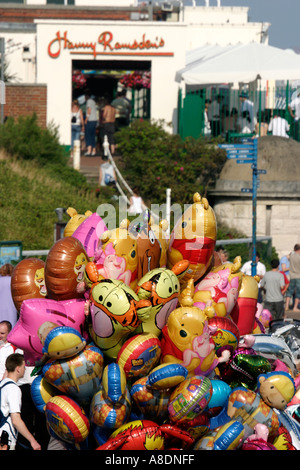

{"left": 45, "top": 237, "right": 89, "bottom": 300}
{"left": 11, "top": 258, "right": 47, "bottom": 311}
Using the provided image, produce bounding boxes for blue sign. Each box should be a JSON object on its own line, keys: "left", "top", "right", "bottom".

{"left": 236, "top": 159, "right": 255, "bottom": 164}
{"left": 241, "top": 188, "right": 253, "bottom": 193}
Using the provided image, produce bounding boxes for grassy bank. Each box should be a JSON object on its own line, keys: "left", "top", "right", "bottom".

{"left": 0, "top": 151, "right": 110, "bottom": 251}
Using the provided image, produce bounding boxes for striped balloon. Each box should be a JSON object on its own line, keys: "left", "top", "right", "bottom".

{"left": 146, "top": 363, "right": 188, "bottom": 390}
{"left": 168, "top": 375, "right": 212, "bottom": 424}
{"left": 45, "top": 395, "right": 90, "bottom": 444}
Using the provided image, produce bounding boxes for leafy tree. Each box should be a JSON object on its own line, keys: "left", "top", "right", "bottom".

{"left": 115, "top": 119, "right": 227, "bottom": 206}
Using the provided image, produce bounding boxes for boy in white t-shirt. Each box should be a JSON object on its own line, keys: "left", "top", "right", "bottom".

{"left": 268, "top": 110, "right": 290, "bottom": 138}
{"left": 0, "top": 353, "right": 41, "bottom": 450}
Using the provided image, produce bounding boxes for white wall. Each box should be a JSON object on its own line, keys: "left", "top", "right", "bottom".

{"left": 0, "top": 32, "right": 36, "bottom": 83}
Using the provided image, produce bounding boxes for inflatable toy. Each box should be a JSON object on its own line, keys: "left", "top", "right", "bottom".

{"left": 130, "top": 210, "right": 164, "bottom": 281}
{"left": 90, "top": 365, "right": 131, "bottom": 430}
{"left": 63, "top": 207, "right": 93, "bottom": 237}
{"left": 241, "top": 424, "right": 278, "bottom": 450}
{"left": 252, "top": 333, "right": 298, "bottom": 377}
{"left": 7, "top": 297, "right": 87, "bottom": 365}
{"left": 45, "top": 237, "right": 89, "bottom": 300}
{"left": 42, "top": 344, "right": 104, "bottom": 406}
{"left": 42, "top": 325, "right": 87, "bottom": 360}
{"left": 45, "top": 395, "right": 90, "bottom": 445}
{"left": 72, "top": 211, "right": 107, "bottom": 259}
{"left": 95, "top": 219, "right": 138, "bottom": 290}
{"left": 168, "top": 375, "right": 212, "bottom": 425}
{"left": 161, "top": 287, "right": 230, "bottom": 376}
{"left": 149, "top": 218, "right": 169, "bottom": 268}
{"left": 88, "top": 278, "right": 152, "bottom": 359}
{"left": 207, "top": 379, "right": 232, "bottom": 410}
{"left": 230, "top": 274, "right": 260, "bottom": 335}
{"left": 194, "top": 419, "right": 245, "bottom": 450}
{"left": 134, "top": 260, "right": 189, "bottom": 336}
{"left": 167, "top": 193, "right": 217, "bottom": 289}
{"left": 217, "top": 350, "right": 272, "bottom": 390}
{"left": 197, "top": 371, "right": 296, "bottom": 450}
{"left": 130, "top": 376, "right": 171, "bottom": 422}
{"left": 146, "top": 363, "right": 188, "bottom": 390}
{"left": 208, "top": 316, "right": 240, "bottom": 355}
{"left": 31, "top": 374, "right": 58, "bottom": 412}
{"left": 96, "top": 420, "right": 194, "bottom": 450}
{"left": 11, "top": 258, "right": 47, "bottom": 311}
{"left": 102, "top": 363, "right": 127, "bottom": 404}
{"left": 116, "top": 333, "right": 161, "bottom": 379}
{"left": 192, "top": 256, "right": 242, "bottom": 317}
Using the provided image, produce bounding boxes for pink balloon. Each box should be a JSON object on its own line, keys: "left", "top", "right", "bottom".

{"left": 7, "top": 298, "right": 87, "bottom": 365}
{"left": 72, "top": 212, "right": 107, "bottom": 259}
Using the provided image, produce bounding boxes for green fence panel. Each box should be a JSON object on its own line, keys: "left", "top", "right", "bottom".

{"left": 179, "top": 90, "right": 205, "bottom": 140}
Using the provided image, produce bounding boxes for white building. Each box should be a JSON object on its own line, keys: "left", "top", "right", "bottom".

{"left": 0, "top": 0, "right": 269, "bottom": 145}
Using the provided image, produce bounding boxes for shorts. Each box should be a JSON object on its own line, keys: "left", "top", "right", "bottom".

{"left": 103, "top": 122, "right": 115, "bottom": 145}
{"left": 286, "top": 278, "right": 300, "bottom": 299}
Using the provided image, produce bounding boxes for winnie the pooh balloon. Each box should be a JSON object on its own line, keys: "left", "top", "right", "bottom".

{"left": 161, "top": 280, "right": 230, "bottom": 377}
{"left": 167, "top": 193, "right": 217, "bottom": 289}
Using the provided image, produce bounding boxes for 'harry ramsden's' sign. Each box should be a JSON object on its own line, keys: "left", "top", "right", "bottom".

{"left": 48, "top": 31, "right": 174, "bottom": 58}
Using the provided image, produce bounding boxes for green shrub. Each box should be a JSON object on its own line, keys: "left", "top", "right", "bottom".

{"left": 115, "top": 119, "right": 227, "bottom": 206}
{"left": 0, "top": 114, "right": 66, "bottom": 164}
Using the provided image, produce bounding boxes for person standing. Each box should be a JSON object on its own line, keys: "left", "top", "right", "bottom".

{"left": 268, "top": 109, "right": 290, "bottom": 138}
{"left": 71, "top": 99, "right": 84, "bottom": 158}
{"left": 0, "top": 321, "right": 22, "bottom": 381}
{"left": 239, "top": 91, "right": 255, "bottom": 132}
{"left": 208, "top": 94, "right": 222, "bottom": 137}
{"left": 288, "top": 91, "right": 300, "bottom": 141}
{"left": 102, "top": 94, "right": 117, "bottom": 155}
{"left": 84, "top": 91, "right": 98, "bottom": 156}
{"left": 111, "top": 90, "right": 130, "bottom": 129}
{"left": 0, "top": 353, "right": 41, "bottom": 450}
{"left": 260, "top": 259, "right": 285, "bottom": 321}
{"left": 0, "top": 264, "right": 18, "bottom": 327}
{"left": 285, "top": 244, "right": 300, "bottom": 312}
{"left": 128, "top": 187, "right": 147, "bottom": 215}
{"left": 241, "top": 252, "right": 266, "bottom": 303}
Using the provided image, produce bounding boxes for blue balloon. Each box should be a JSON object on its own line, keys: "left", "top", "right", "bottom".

{"left": 207, "top": 379, "right": 232, "bottom": 409}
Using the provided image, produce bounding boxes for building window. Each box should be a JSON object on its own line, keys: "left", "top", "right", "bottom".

{"left": 0, "top": 1, "right": 24, "bottom": 3}
{"left": 47, "top": 0, "right": 75, "bottom": 4}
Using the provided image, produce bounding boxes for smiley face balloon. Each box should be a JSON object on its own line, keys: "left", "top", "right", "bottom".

{"left": 167, "top": 193, "right": 217, "bottom": 289}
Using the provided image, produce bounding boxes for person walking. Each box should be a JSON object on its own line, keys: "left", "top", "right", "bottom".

{"left": 260, "top": 259, "right": 285, "bottom": 321}
{"left": 0, "top": 353, "right": 41, "bottom": 450}
{"left": 84, "top": 91, "right": 98, "bottom": 156}
{"left": 285, "top": 244, "right": 300, "bottom": 312}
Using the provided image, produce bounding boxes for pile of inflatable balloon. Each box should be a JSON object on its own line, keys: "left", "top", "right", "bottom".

{"left": 8, "top": 193, "right": 300, "bottom": 450}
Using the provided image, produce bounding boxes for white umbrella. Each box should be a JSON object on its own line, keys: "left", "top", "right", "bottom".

{"left": 176, "top": 42, "right": 300, "bottom": 85}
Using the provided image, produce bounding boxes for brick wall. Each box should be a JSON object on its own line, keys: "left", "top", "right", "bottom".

{"left": 4, "top": 84, "right": 47, "bottom": 127}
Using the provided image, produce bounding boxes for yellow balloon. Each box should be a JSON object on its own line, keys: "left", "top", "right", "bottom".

{"left": 167, "top": 193, "right": 217, "bottom": 289}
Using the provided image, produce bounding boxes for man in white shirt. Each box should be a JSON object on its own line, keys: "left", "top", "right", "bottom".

{"left": 0, "top": 353, "right": 41, "bottom": 450}
{"left": 241, "top": 252, "right": 266, "bottom": 303}
{"left": 268, "top": 110, "right": 290, "bottom": 138}
{"left": 0, "top": 321, "right": 22, "bottom": 380}
{"left": 239, "top": 91, "right": 255, "bottom": 132}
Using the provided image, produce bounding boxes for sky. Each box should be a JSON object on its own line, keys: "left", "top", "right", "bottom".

{"left": 220, "top": 0, "right": 300, "bottom": 52}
